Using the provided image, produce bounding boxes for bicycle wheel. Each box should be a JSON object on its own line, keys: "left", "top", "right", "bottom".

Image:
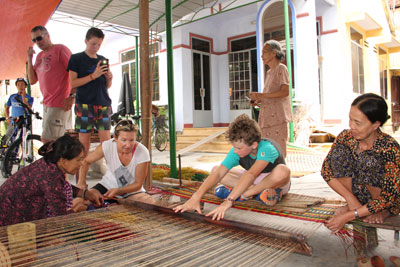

{"left": 154, "top": 128, "right": 168, "bottom": 151}
{"left": 136, "top": 129, "right": 142, "bottom": 142}
{"left": 2, "top": 134, "right": 43, "bottom": 178}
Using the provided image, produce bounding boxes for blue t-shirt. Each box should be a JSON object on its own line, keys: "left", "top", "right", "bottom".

{"left": 67, "top": 52, "right": 111, "bottom": 106}
{"left": 221, "top": 139, "right": 285, "bottom": 173}
{"left": 6, "top": 94, "right": 34, "bottom": 117}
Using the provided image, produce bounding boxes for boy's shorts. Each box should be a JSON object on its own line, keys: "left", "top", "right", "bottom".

{"left": 74, "top": 104, "right": 112, "bottom": 133}
{"left": 238, "top": 169, "right": 291, "bottom": 195}
{"left": 42, "top": 106, "right": 72, "bottom": 141}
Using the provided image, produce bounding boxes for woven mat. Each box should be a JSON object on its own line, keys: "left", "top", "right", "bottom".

{"left": 286, "top": 144, "right": 328, "bottom": 177}
{"left": 164, "top": 186, "right": 342, "bottom": 223}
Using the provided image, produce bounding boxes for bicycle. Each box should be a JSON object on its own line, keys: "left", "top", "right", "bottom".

{"left": 152, "top": 115, "right": 168, "bottom": 152}
{"left": 1, "top": 97, "right": 42, "bottom": 178}
{"left": 111, "top": 108, "right": 168, "bottom": 151}
{"left": 110, "top": 108, "right": 142, "bottom": 141}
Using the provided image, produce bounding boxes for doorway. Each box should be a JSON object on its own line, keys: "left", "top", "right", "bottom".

{"left": 192, "top": 38, "right": 212, "bottom": 127}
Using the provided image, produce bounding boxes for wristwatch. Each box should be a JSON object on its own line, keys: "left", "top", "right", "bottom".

{"left": 69, "top": 93, "right": 76, "bottom": 97}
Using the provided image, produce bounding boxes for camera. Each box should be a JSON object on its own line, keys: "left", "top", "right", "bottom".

{"left": 100, "top": 58, "right": 109, "bottom": 68}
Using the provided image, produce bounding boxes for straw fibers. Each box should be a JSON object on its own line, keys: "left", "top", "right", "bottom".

{"left": 0, "top": 202, "right": 312, "bottom": 267}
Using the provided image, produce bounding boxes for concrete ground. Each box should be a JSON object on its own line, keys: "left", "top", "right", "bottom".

{"left": 1, "top": 148, "right": 399, "bottom": 266}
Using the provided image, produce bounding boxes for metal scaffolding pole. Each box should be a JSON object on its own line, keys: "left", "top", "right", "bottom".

{"left": 283, "top": 0, "right": 294, "bottom": 142}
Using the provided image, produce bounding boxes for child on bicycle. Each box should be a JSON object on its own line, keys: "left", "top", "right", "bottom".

{"left": 3, "top": 78, "right": 33, "bottom": 145}
{"left": 174, "top": 114, "right": 291, "bottom": 220}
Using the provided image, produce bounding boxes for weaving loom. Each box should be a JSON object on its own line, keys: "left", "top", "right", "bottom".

{"left": 0, "top": 200, "right": 312, "bottom": 266}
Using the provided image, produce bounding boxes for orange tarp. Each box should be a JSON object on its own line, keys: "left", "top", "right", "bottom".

{"left": 0, "top": 0, "right": 61, "bottom": 80}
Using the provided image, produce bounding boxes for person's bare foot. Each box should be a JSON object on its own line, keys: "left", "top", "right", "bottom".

{"left": 334, "top": 205, "right": 349, "bottom": 216}
{"left": 362, "top": 209, "right": 390, "bottom": 224}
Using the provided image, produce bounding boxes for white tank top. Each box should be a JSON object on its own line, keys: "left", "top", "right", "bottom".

{"left": 99, "top": 139, "right": 150, "bottom": 193}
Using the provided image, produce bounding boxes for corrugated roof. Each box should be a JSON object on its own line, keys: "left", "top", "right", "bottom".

{"left": 56, "top": 0, "right": 218, "bottom": 34}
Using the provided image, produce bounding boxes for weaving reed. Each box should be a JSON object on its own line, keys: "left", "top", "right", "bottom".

{"left": 0, "top": 200, "right": 312, "bottom": 266}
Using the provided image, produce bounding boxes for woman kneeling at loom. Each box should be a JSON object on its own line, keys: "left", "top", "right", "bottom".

{"left": 0, "top": 135, "right": 102, "bottom": 226}
{"left": 80, "top": 119, "right": 155, "bottom": 206}
{"left": 174, "top": 114, "right": 291, "bottom": 220}
{"left": 322, "top": 93, "right": 400, "bottom": 233}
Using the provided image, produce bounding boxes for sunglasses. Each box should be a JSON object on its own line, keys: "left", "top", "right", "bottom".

{"left": 32, "top": 34, "right": 46, "bottom": 43}
{"left": 115, "top": 119, "right": 136, "bottom": 130}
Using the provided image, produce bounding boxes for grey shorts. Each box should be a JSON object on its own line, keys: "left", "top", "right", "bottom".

{"left": 42, "top": 106, "right": 72, "bottom": 141}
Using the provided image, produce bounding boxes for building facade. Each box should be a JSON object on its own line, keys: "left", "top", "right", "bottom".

{"left": 106, "top": 0, "right": 400, "bottom": 133}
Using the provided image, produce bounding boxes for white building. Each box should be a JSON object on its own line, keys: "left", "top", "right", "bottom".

{"left": 103, "top": 0, "right": 400, "bottom": 134}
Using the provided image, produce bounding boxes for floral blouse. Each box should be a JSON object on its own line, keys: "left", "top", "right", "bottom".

{"left": 0, "top": 158, "right": 79, "bottom": 226}
{"left": 321, "top": 129, "right": 400, "bottom": 215}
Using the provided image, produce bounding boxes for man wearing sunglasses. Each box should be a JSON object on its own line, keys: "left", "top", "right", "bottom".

{"left": 27, "top": 25, "right": 73, "bottom": 143}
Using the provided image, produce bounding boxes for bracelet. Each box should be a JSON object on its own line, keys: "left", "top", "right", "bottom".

{"left": 69, "top": 93, "right": 76, "bottom": 97}
{"left": 354, "top": 209, "right": 360, "bottom": 220}
{"left": 119, "top": 187, "right": 123, "bottom": 195}
{"left": 82, "top": 189, "right": 87, "bottom": 200}
{"left": 225, "top": 197, "right": 235, "bottom": 206}
{"left": 89, "top": 73, "right": 95, "bottom": 81}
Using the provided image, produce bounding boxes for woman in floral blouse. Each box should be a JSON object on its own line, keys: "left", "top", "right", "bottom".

{"left": 0, "top": 135, "right": 102, "bottom": 226}
{"left": 322, "top": 93, "right": 400, "bottom": 233}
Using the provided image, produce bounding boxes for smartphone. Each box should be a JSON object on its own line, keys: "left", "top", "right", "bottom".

{"left": 100, "top": 58, "right": 109, "bottom": 69}
{"left": 245, "top": 96, "right": 255, "bottom": 104}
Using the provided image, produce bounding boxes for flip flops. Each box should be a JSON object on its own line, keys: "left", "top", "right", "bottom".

{"left": 357, "top": 256, "right": 385, "bottom": 267}
{"left": 256, "top": 187, "right": 282, "bottom": 206}
{"left": 390, "top": 256, "right": 400, "bottom": 267}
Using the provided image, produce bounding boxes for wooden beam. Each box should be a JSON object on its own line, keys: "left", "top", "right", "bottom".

{"left": 140, "top": 0, "right": 152, "bottom": 189}
{"left": 176, "top": 129, "right": 226, "bottom": 156}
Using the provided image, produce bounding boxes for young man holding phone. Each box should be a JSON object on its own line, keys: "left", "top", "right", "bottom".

{"left": 67, "top": 27, "right": 113, "bottom": 188}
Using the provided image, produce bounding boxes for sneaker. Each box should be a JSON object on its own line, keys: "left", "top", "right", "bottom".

{"left": 256, "top": 188, "right": 282, "bottom": 206}
{"left": 214, "top": 185, "right": 248, "bottom": 202}
{"left": 214, "top": 185, "right": 232, "bottom": 199}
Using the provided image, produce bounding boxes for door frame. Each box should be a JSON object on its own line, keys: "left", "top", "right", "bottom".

{"left": 192, "top": 49, "right": 213, "bottom": 128}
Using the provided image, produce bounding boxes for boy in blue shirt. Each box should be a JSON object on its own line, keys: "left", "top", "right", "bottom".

{"left": 3, "top": 78, "right": 34, "bottom": 144}
{"left": 174, "top": 114, "right": 291, "bottom": 220}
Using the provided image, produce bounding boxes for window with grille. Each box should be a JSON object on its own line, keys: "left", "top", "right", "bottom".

{"left": 120, "top": 46, "right": 160, "bottom": 101}
{"left": 229, "top": 51, "right": 251, "bottom": 110}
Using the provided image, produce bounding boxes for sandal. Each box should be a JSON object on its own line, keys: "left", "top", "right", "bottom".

{"left": 390, "top": 256, "right": 400, "bottom": 267}
{"left": 357, "top": 255, "right": 385, "bottom": 267}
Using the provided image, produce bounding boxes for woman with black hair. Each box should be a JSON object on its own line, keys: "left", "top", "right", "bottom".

{"left": 322, "top": 93, "right": 400, "bottom": 233}
{"left": 0, "top": 134, "right": 102, "bottom": 226}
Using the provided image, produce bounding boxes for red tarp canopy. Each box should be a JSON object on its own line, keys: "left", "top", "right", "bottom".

{"left": 0, "top": 0, "right": 61, "bottom": 80}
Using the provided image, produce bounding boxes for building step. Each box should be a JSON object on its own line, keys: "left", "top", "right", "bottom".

{"left": 180, "top": 127, "right": 228, "bottom": 134}
{"left": 167, "top": 127, "right": 231, "bottom": 153}
{"left": 177, "top": 134, "right": 227, "bottom": 142}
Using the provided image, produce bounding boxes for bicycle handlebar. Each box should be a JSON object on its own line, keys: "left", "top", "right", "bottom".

{"left": 14, "top": 97, "right": 42, "bottom": 120}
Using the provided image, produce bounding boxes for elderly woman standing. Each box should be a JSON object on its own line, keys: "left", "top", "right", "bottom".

{"left": 249, "top": 40, "right": 292, "bottom": 157}
{"left": 322, "top": 93, "right": 400, "bottom": 233}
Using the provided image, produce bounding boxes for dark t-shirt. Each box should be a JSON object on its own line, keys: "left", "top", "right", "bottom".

{"left": 222, "top": 138, "right": 286, "bottom": 173}
{"left": 67, "top": 52, "right": 111, "bottom": 106}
